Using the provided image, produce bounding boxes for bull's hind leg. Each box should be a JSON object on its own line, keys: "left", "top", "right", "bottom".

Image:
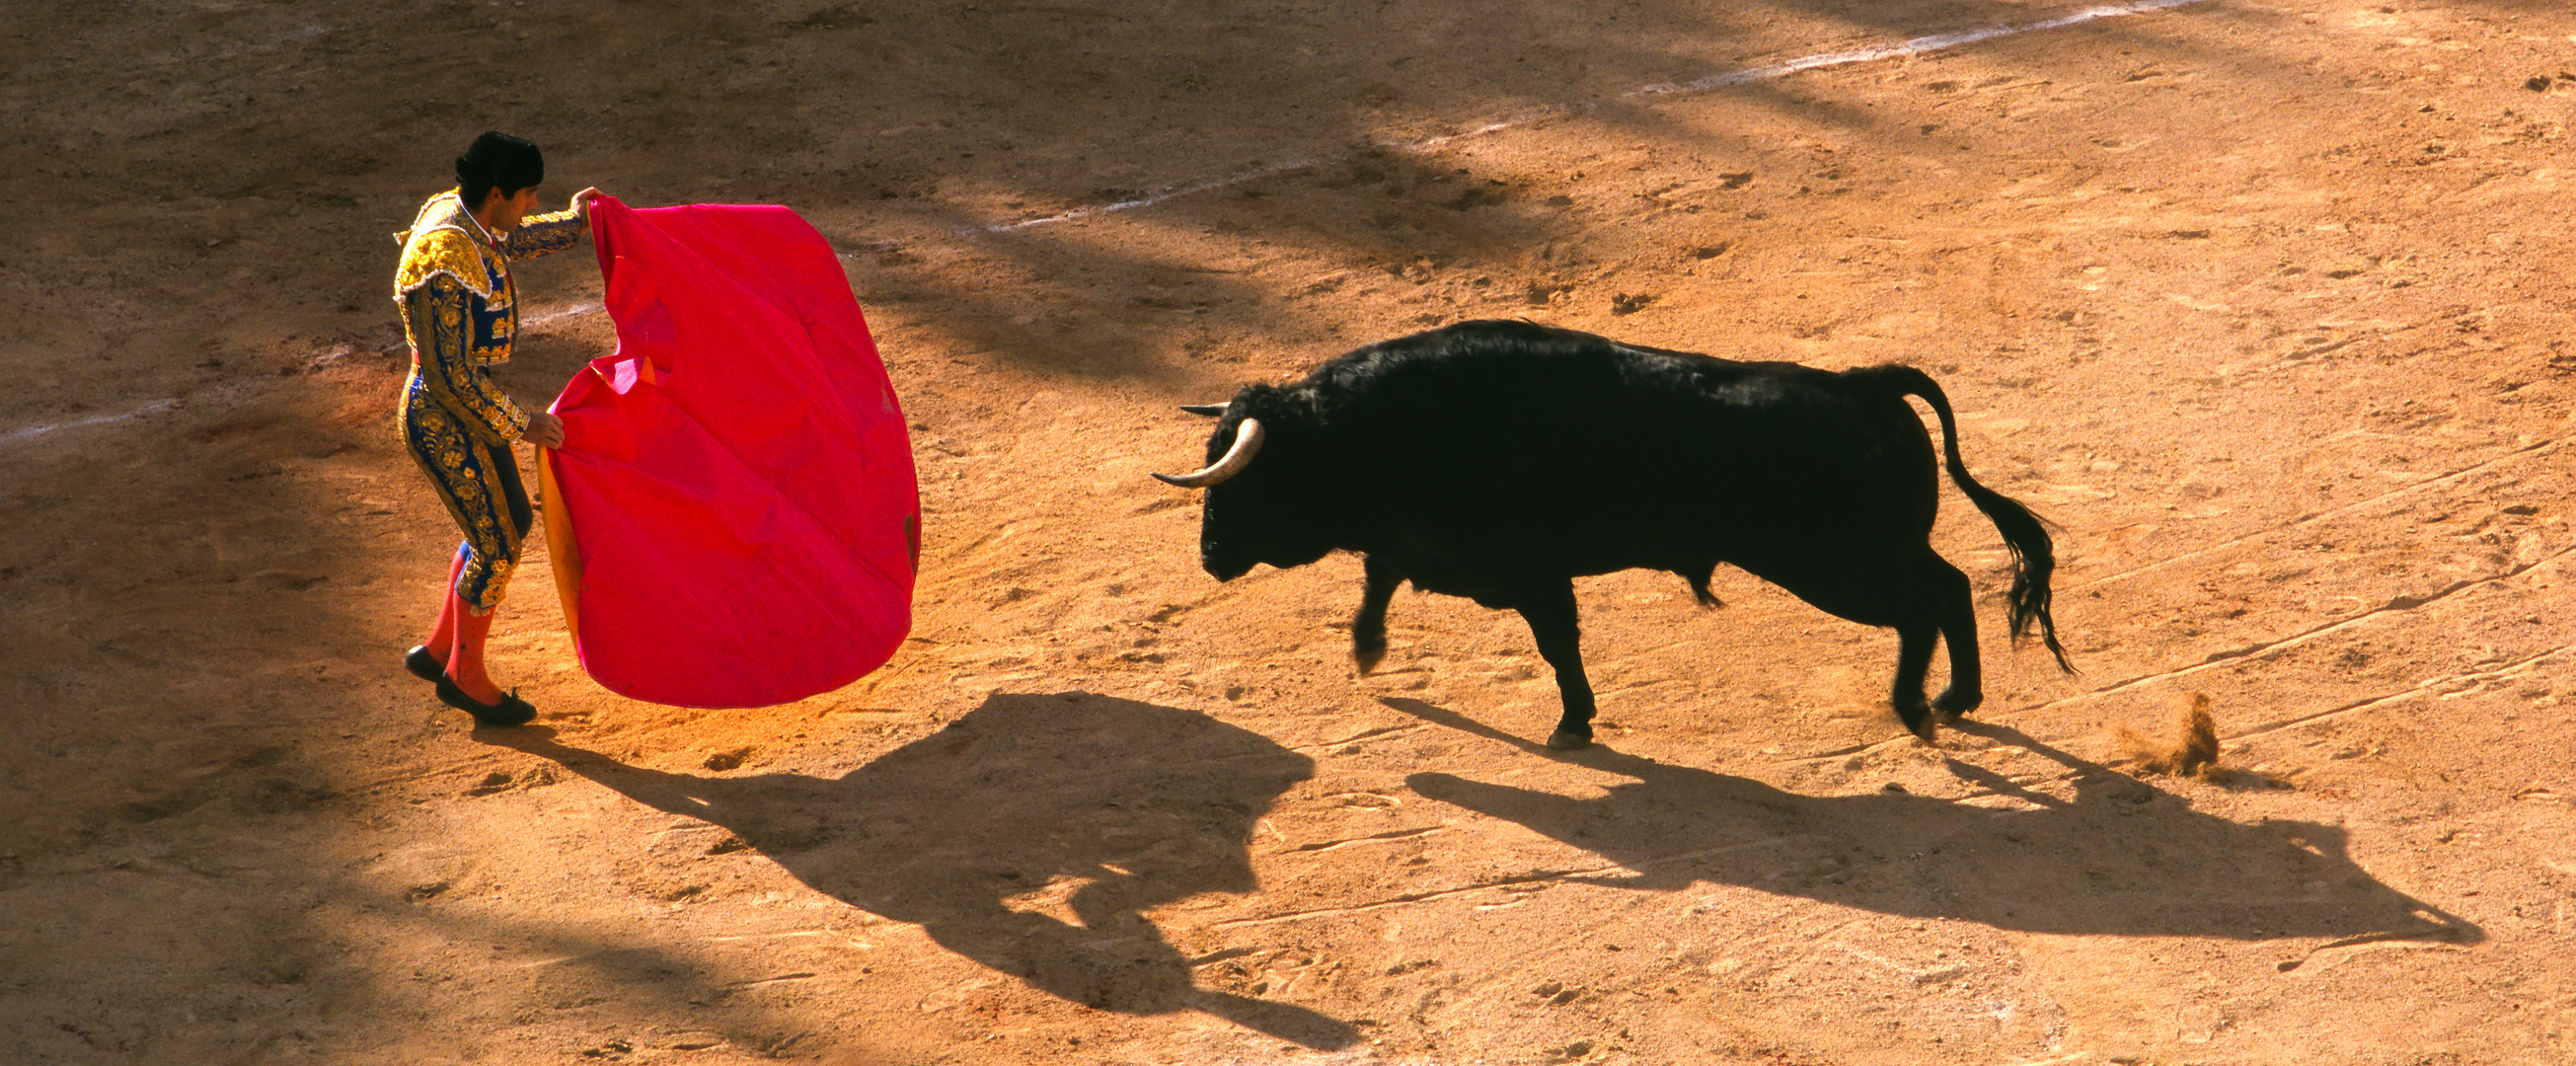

{"left": 1925, "top": 556, "right": 1984, "bottom": 721}
{"left": 1749, "top": 550, "right": 1952, "bottom": 742}
{"left": 1883, "top": 553, "right": 1992, "bottom": 739}
{"left": 1351, "top": 555, "right": 1402, "bottom": 674}
{"left": 1882, "top": 553, "right": 1990, "bottom": 740}
{"left": 1512, "top": 581, "right": 1599, "bottom": 751}
{"left": 1888, "top": 617, "right": 1942, "bottom": 742}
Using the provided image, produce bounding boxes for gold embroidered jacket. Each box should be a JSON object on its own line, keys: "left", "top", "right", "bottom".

{"left": 392, "top": 190, "right": 588, "bottom": 445}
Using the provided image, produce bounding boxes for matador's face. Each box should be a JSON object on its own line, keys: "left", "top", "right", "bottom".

{"left": 477, "top": 186, "right": 544, "bottom": 235}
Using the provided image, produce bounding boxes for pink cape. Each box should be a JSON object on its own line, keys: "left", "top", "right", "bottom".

{"left": 540, "top": 197, "right": 919, "bottom": 709}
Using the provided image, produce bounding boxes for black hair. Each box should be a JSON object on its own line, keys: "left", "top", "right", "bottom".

{"left": 455, "top": 131, "right": 544, "bottom": 210}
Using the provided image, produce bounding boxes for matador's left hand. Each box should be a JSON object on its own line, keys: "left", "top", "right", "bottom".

{"left": 523, "top": 411, "right": 567, "bottom": 449}
{"left": 572, "top": 188, "right": 603, "bottom": 222}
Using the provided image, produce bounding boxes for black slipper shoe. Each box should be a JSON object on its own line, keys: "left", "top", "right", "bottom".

{"left": 435, "top": 675, "right": 538, "bottom": 727}
{"left": 404, "top": 646, "right": 444, "bottom": 683}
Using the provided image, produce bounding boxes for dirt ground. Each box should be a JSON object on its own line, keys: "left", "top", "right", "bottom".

{"left": 8, "top": 0, "right": 2576, "bottom": 1062}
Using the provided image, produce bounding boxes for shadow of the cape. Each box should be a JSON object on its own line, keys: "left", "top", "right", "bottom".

{"left": 1382, "top": 698, "right": 2476, "bottom": 950}
{"left": 487, "top": 691, "right": 1359, "bottom": 1051}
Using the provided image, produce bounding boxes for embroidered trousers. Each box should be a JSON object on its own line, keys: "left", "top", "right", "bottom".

{"left": 401, "top": 370, "right": 534, "bottom": 613}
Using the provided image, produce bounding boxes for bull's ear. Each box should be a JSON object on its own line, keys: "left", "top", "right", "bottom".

{"left": 1178, "top": 404, "right": 1228, "bottom": 418}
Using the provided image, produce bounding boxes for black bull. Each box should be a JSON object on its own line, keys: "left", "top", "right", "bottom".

{"left": 1156, "top": 320, "right": 2071, "bottom": 749}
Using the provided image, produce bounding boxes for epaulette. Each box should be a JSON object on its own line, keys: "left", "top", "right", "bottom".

{"left": 394, "top": 225, "right": 494, "bottom": 301}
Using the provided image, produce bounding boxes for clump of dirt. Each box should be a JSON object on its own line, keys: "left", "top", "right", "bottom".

{"left": 2118, "top": 692, "right": 2221, "bottom": 778}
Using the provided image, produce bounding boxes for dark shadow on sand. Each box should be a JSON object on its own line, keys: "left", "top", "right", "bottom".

{"left": 1383, "top": 698, "right": 2475, "bottom": 949}
{"left": 491, "top": 692, "right": 1358, "bottom": 1050}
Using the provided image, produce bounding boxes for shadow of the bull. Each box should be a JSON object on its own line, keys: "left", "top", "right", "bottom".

{"left": 1383, "top": 697, "right": 2475, "bottom": 950}
{"left": 494, "top": 692, "right": 1359, "bottom": 1051}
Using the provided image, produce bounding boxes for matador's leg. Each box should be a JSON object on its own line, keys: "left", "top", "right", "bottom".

{"left": 406, "top": 546, "right": 469, "bottom": 682}
{"left": 403, "top": 397, "right": 537, "bottom": 724}
{"left": 444, "top": 440, "right": 535, "bottom": 706}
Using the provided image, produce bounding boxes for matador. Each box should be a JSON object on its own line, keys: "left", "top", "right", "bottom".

{"left": 391, "top": 131, "right": 598, "bottom": 725}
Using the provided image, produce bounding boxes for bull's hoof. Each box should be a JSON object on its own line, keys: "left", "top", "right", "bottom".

{"left": 1545, "top": 729, "right": 1592, "bottom": 751}
{"left": 1353, "top": 644, "right": 1386, "bottom": 676}
{"left": 1906, "top": 715, "right": 1940, "bottom": 745}
{"left": 1931, "top": 684, "right": 1982, "bottom": 721}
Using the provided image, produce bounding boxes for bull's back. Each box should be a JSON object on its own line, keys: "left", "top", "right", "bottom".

{"left": 1308, "top": 323, "right": 1939, "bottom": 575}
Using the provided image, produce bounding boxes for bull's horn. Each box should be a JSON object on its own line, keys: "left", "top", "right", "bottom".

{"left": 1153, "top": 418, "right": 1264, "bottom": 489}
{"left": 1178, "top": 404, "right": 1228, "bottom": 417}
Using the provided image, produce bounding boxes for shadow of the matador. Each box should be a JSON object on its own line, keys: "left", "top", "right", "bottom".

{"left": 492, "top": 692, "right": 1358, "bottom": 1050}
{"left": 1383, "top": 699, "right": 2476, "bottom": 950}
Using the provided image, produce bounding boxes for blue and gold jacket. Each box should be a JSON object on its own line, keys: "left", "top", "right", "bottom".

{"left": 392, "top": 190, "right": 587, "bottom": 446}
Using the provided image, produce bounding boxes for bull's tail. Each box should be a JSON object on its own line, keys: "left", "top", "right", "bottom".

{"left": 1855, "top": 364, "right": 2073, "bottom": 673}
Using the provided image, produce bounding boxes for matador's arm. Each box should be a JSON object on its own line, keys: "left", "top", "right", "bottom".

{"left": 410, "top": 274, "right": 529, "bottom": 446}
{"left": 507, "top": 204, "right": 589, "bottom": 262}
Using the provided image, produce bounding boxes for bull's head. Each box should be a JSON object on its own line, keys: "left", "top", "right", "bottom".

{"left": 1154, "top": 390, "right": 1333, "bottom": 581}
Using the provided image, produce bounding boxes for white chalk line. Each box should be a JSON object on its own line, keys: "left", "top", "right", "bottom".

{"left": 985, "top": 0, "right": 2218, "bottom": 234}
{"left": 0, "top": 303, "right": 609, "bottom": 449}
{"left": 1, "top": 399, "right": 182, "bottom": 447}
{"left": 522, "top": 300, "right": 601, "bottom": 329}
{"left": 1633, "top": 0, "right": 2215, "bottom": 96}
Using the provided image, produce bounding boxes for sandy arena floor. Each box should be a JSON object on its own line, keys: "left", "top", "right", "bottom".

{"left": 6, "top": 1, "right": 2576, "bottom": 1063}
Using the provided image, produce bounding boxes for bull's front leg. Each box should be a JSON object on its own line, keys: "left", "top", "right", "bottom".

{"left": 1351, "top": 554, "right": 1402, "bottom": 674}
{"left": 1513, "top": 580, "right": 1597, "bottom": 751}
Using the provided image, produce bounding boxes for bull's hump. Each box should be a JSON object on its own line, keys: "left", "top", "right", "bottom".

{"left": 1293, "top": 321, "right": 1847, "bottom": 420}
